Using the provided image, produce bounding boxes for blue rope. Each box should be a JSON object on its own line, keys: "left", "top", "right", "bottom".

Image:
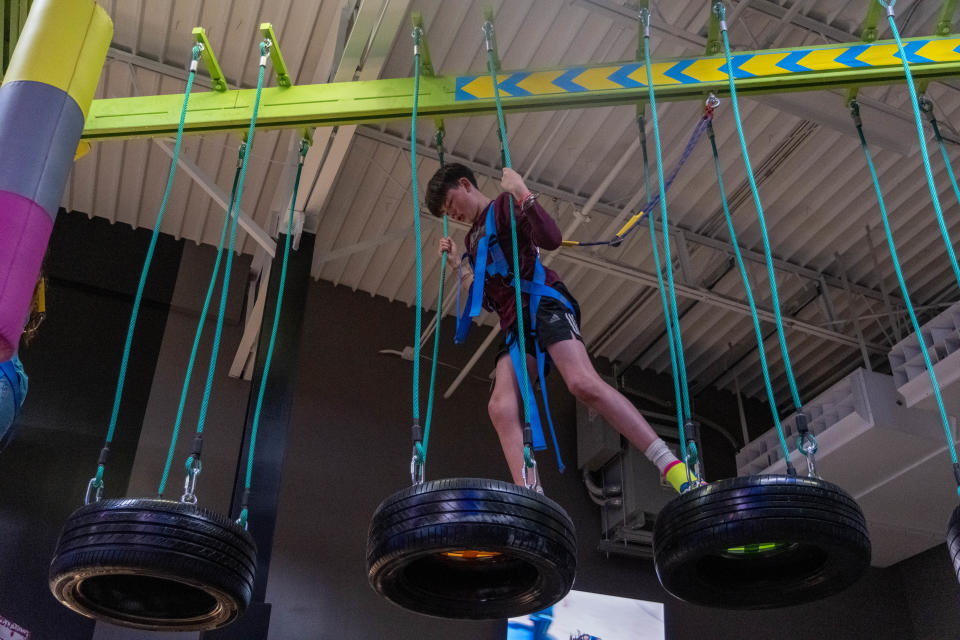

{"left": 852, "top": 102, "right": 959, "bottom": 475}
{"left": 238, "top": 140, "right": 308, "bottom": 528}
{"left": 642, "top": 11, "right": 692, "bottom": 427}
{"left": 157, "top": 161, "right": 241, "bottom": 497}
{"left": 94, "top": 46, "right": 202, "bottom": 488}
{"left": 708, "top": 121, "right": 793, "bottom": 467}
{"left": 486, "top": 28, "right": 534, "bottom": 428}
{"left": 418, "top": 214, "right": 448, "bottom": 462}
{"left": 922, "top": 99, "right": 960, "bottom": 222}
{"left": 640, "top": 114, "right": 686, "bottom": 458}
{"left": 192, "top": 41, "right": 270, "bottom": 465}
{"left": 717, "top": 3, "right": 803, "bottom": 412}
{"left": 412, "top": 29, "right": 424, "bottom": 426}
{"left": 881, "top": 1, "right": 960, "bottom": 290}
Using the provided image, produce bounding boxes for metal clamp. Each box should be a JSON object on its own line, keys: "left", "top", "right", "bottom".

{"left": 410, "top": 445, "right": 425, "bottom": 485}
{"left": 482, "top": 21, "right": 495, "bottom": 52}
{"left": 522, "top": 456, "right": 540, "bottom": 492}
{"left": 798, "top": 433, "right": 819, "bottom": 478}
{"left": 706, "top": 93, "right": 720, "bottom": 109}
{"left": 181, "top": 457, "right": 202, "bottom": 504}
{"left": 84, "top": 478, "right": 103, "bottom": 505}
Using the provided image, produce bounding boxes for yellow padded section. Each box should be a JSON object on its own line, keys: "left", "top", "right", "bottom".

{"left": 2, "top": 0, "right": 113, "bottom": 119}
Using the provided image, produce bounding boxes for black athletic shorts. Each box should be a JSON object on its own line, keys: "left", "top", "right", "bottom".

{"left": 495, "top": 281, "right": 582, "bottom": 363}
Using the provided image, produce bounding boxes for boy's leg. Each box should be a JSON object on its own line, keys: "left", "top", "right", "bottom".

{"left": 489, "top": 352, "right": 538, "bottom": 485}
{"left": 545, "top": 338, "right": 695, "bottom": 491}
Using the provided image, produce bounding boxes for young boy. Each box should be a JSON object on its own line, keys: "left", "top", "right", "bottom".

{"left": 427, "top": 163, "right": 694, "bottom": 492}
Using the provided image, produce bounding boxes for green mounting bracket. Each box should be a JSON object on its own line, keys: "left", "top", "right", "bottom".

{"left": 192, "top": 27, "right": 227, "bottom": 92}
{"left": 260, "top": 23, "right": 292, "bottom": 87}
{"left": 705, "top": 0, "right": 722, "bottom": 56}
{"left": 299, "top": 127, "right": 313, "bottom": 146}
{"left": 859, "top": 0, "right": 881, "bottom": 44}
{"left": 938, "top": 0, "right": 958, "bottom": 36}
{"left": 636, "top": 0, "right": 649, "bottom": 120}
{"left": 483, "top": 6, "right": 501, "bottom": 72}
{"left": 411, "top": 12, "right": 435, "bottom": 77}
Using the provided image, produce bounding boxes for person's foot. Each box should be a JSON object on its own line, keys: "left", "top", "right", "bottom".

{"left": 663, "top": 460, "right": 704, "bottom": 493}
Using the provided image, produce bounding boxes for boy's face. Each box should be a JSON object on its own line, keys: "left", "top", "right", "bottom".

{"left": 439, "top": 178, "right": 479, "bottom": 224}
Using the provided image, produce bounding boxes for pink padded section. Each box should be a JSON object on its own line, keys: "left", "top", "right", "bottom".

{"left": 0, "top": 190, "right": 52, "bottom": 360}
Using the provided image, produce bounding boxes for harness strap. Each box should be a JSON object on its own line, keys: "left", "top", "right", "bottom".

{"left": 454, "top": 203, "right": 573, "bottom": 470}
{"left": 0, "top": 358, "right": 24, "bottom": 414}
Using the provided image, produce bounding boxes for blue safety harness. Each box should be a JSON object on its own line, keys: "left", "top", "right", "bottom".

{"left": 0, "top": 357, "right": 25, "bottom": 417}
{"left": 455, "top": 203, "right": 572, "bottom": 471}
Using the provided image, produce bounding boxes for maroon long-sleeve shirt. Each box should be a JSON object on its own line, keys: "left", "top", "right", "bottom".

{"left": 464, "top": 192, "right": 564, "bottom": 331}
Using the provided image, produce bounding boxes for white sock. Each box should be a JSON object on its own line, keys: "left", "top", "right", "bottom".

{"left": 644, "top": 438, "right": 679, "bottom": 475}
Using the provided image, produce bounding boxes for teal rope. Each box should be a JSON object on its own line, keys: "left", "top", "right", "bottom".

{"left": 418, "top": 215, "right": 448, "bottom": 462}
{"left": 412, "top": 29, "right": 424, "bottom": 426}
{"left": 922, "top": 99, "right": 960, "bottom": 220}
{"left": 237, "top": 141, "right": 308, "bottom": 528}
{"left": 157, "top": 162, "right": 242, "bottom": 496}
{"left": 708, "top": 121, "right": 793, "bottom": 467}
{"left": 852, "top": 103, "right": 958, "bottom": 472}
{"left": 640, "top": 115, "right": 686, "bottom": 458}
{"left": 881, "top": 2, "right": 960, "bottom": 290}
{"left": 94, "top": 46, "right": 202, "bottom": 488}
{"left": 192, "top": 42, "right": 270, "bottom": 456}
{"left": 717, "top": 2, "right": 803, "bottom": 412}
{"left": 486, "top": 32, "right": 534, "bottom": 428}
{"left": 642, "top": 12, "right": 693, "bottom": 433}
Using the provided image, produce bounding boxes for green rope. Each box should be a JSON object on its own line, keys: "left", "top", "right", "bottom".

{"left": 879, "top": 0, "right": 960, "bottom": 290}
{"left": 411, "top": 28, "right": 424, "bottom": 429}
{"left": 92, "top": 45, "right": 202, "bottom": 490}
{"left": 921, "top": 98, "right": 960, "bottom": 220}
{"left": 189, "top": 40, "right": 270, "bottom": 473}
{"left": 417, "top": 215, "right": 448, "bottom": 462}
{"left": 639, "top": 114, "right": 686, "bottom": 457}
{"left": 641, "top": 10, "right": 693, "bottom": 442}
{"left": 237, "top": 140, "right": 308, "bottom": 528}
{"left": 716, "top": 2, "right": 803, "bottom": 413}
{"left": 485, "top": 23, "right": 534, "bottom": 429}
{"left": 157, "top": 161, "right": 242, "bottom": 497}
{"left": 708, "top": 121, "right": 794, "bottom": 468}
{"left": 852, "top": 101, "right": 959, "bottom": 477}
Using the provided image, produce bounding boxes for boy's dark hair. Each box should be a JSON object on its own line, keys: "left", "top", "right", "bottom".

{"left": 425, "top": 163, "right": 478, "bottom": 217}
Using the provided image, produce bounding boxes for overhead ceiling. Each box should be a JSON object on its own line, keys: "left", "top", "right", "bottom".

{"left": 68, "top": 0, "right": 960, "bottom": 422}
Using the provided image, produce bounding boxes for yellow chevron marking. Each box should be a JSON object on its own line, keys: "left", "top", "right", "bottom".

{"left": 916, "top": 38, "right": 960, "bottom": 62}
{"left": 798, "top": 48, "right": 850, "bottom": 71}
{"left": 648, "top": 61, "right": 681, "bottom": 85}
{"left": 684, "top": 57, "right": 729, "bottom": 82}
{"left": 857, "top": 43, "right": 902, "bottom": 67}
{"left": 458, "top": 76, "right": 494, "bottom": 99}
{"left": 738, "top": 52, "right": 790, "bottom": 77}
{"left": 576, "top": 66, "right": 624, "bottom": 91}
{"left": 516, "top": 70, "right": 566, "bottom": 94}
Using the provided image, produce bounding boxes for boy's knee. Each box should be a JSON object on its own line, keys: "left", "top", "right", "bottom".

{"left": 566, "top": 373, "right": 606, "bottom": 405}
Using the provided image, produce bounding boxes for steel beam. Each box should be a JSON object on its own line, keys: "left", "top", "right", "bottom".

{"left": 355, "top": 125, "right": 901, "bottom": 308}
{"left": 82, "top": 35, "right": 960, "bottom": 142}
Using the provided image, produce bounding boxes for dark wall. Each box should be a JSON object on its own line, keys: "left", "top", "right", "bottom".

{"left": 261, "top": 277, "right": 918, "bottom": 640}
{"left": 0, "top": 212, "right": 182, "bottom": 640}
{"left": 896, "top": 543, "right": 960, "bottom": 640}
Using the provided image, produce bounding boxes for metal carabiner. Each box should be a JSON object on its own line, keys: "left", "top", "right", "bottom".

{"left": 706, "top": 93, "right": 720, "bottom": 109}
{"left": 522, "top": 457, "right": 541, "bottom": 493}
{"left": 410, "top": 446, "right": 425, "bottom": 485}
{"left": 798, "top": 433, "right": 820, "bottom": 478}
{"left": 181, "top": 458, "right": 202, "bottom": 504}
{"left": 84, "top": 477, "right": 103, "bottom": 505}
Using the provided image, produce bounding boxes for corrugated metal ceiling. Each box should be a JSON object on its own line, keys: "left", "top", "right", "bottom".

{"left": 69, "top": 0, "right": 960, "bottom": 420}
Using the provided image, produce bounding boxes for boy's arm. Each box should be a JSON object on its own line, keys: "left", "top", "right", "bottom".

{"left": 499, "top": 169, "right": 561, "bottom": 250}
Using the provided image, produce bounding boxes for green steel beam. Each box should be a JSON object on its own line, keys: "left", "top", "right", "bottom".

{"left": 260, "top": 22, "right": 291, "bottom": 87}
{"left": 938, "top": 0, "right": 958, "bottom": 36}
{"left": 705, "top": 0, "right": 722, "bottom": 56}
{"left": 81, "top": 34, "right": 960, "bottom": 142}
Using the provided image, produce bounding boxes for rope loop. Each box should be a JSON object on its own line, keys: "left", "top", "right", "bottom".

{"left": 713, "top": 1, "right": 727, "bottom": 25}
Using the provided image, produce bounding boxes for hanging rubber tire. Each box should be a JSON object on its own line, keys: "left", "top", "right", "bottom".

{"left": 48, "top": 498, "right": 257, "bottom": 631}
{"left": 945, "top": 503, "right": 960, "bottom": 584}
{"left": 653, "top": 474, "right": 870, "bottom": 609}
{"left": 367, "top": 477, "right": 577, "bottom": 619}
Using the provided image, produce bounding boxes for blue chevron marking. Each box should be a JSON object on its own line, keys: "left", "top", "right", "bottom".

{"left": 607, "top": 63, "right": 645, "bottom": 88}
{"left": 727, "top": 54, "right": 756, "bottom": 78}
{"left": 777, "top": 50, "right": 812, "bottom": 73}
{"left": 455, "top": 76, "right": 480, "bottom": 101}
{"left": 553, "top": 67, "right": 588, "bottom": 92}
{"left": 497, "top": 72, "right": 532, "bottom": 97}
{"left": 896, "top": 40, "right": 934, "bottom": 64}
{"left": 663, "top": 59, "right": 698, "bottom": 84}
{"left": 835, "top": 45, "right": 870, "bottom": 68}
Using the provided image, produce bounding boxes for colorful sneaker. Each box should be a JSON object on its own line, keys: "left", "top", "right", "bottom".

{"left": 664, "top": 460, "right": 703, "bottom": 493}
